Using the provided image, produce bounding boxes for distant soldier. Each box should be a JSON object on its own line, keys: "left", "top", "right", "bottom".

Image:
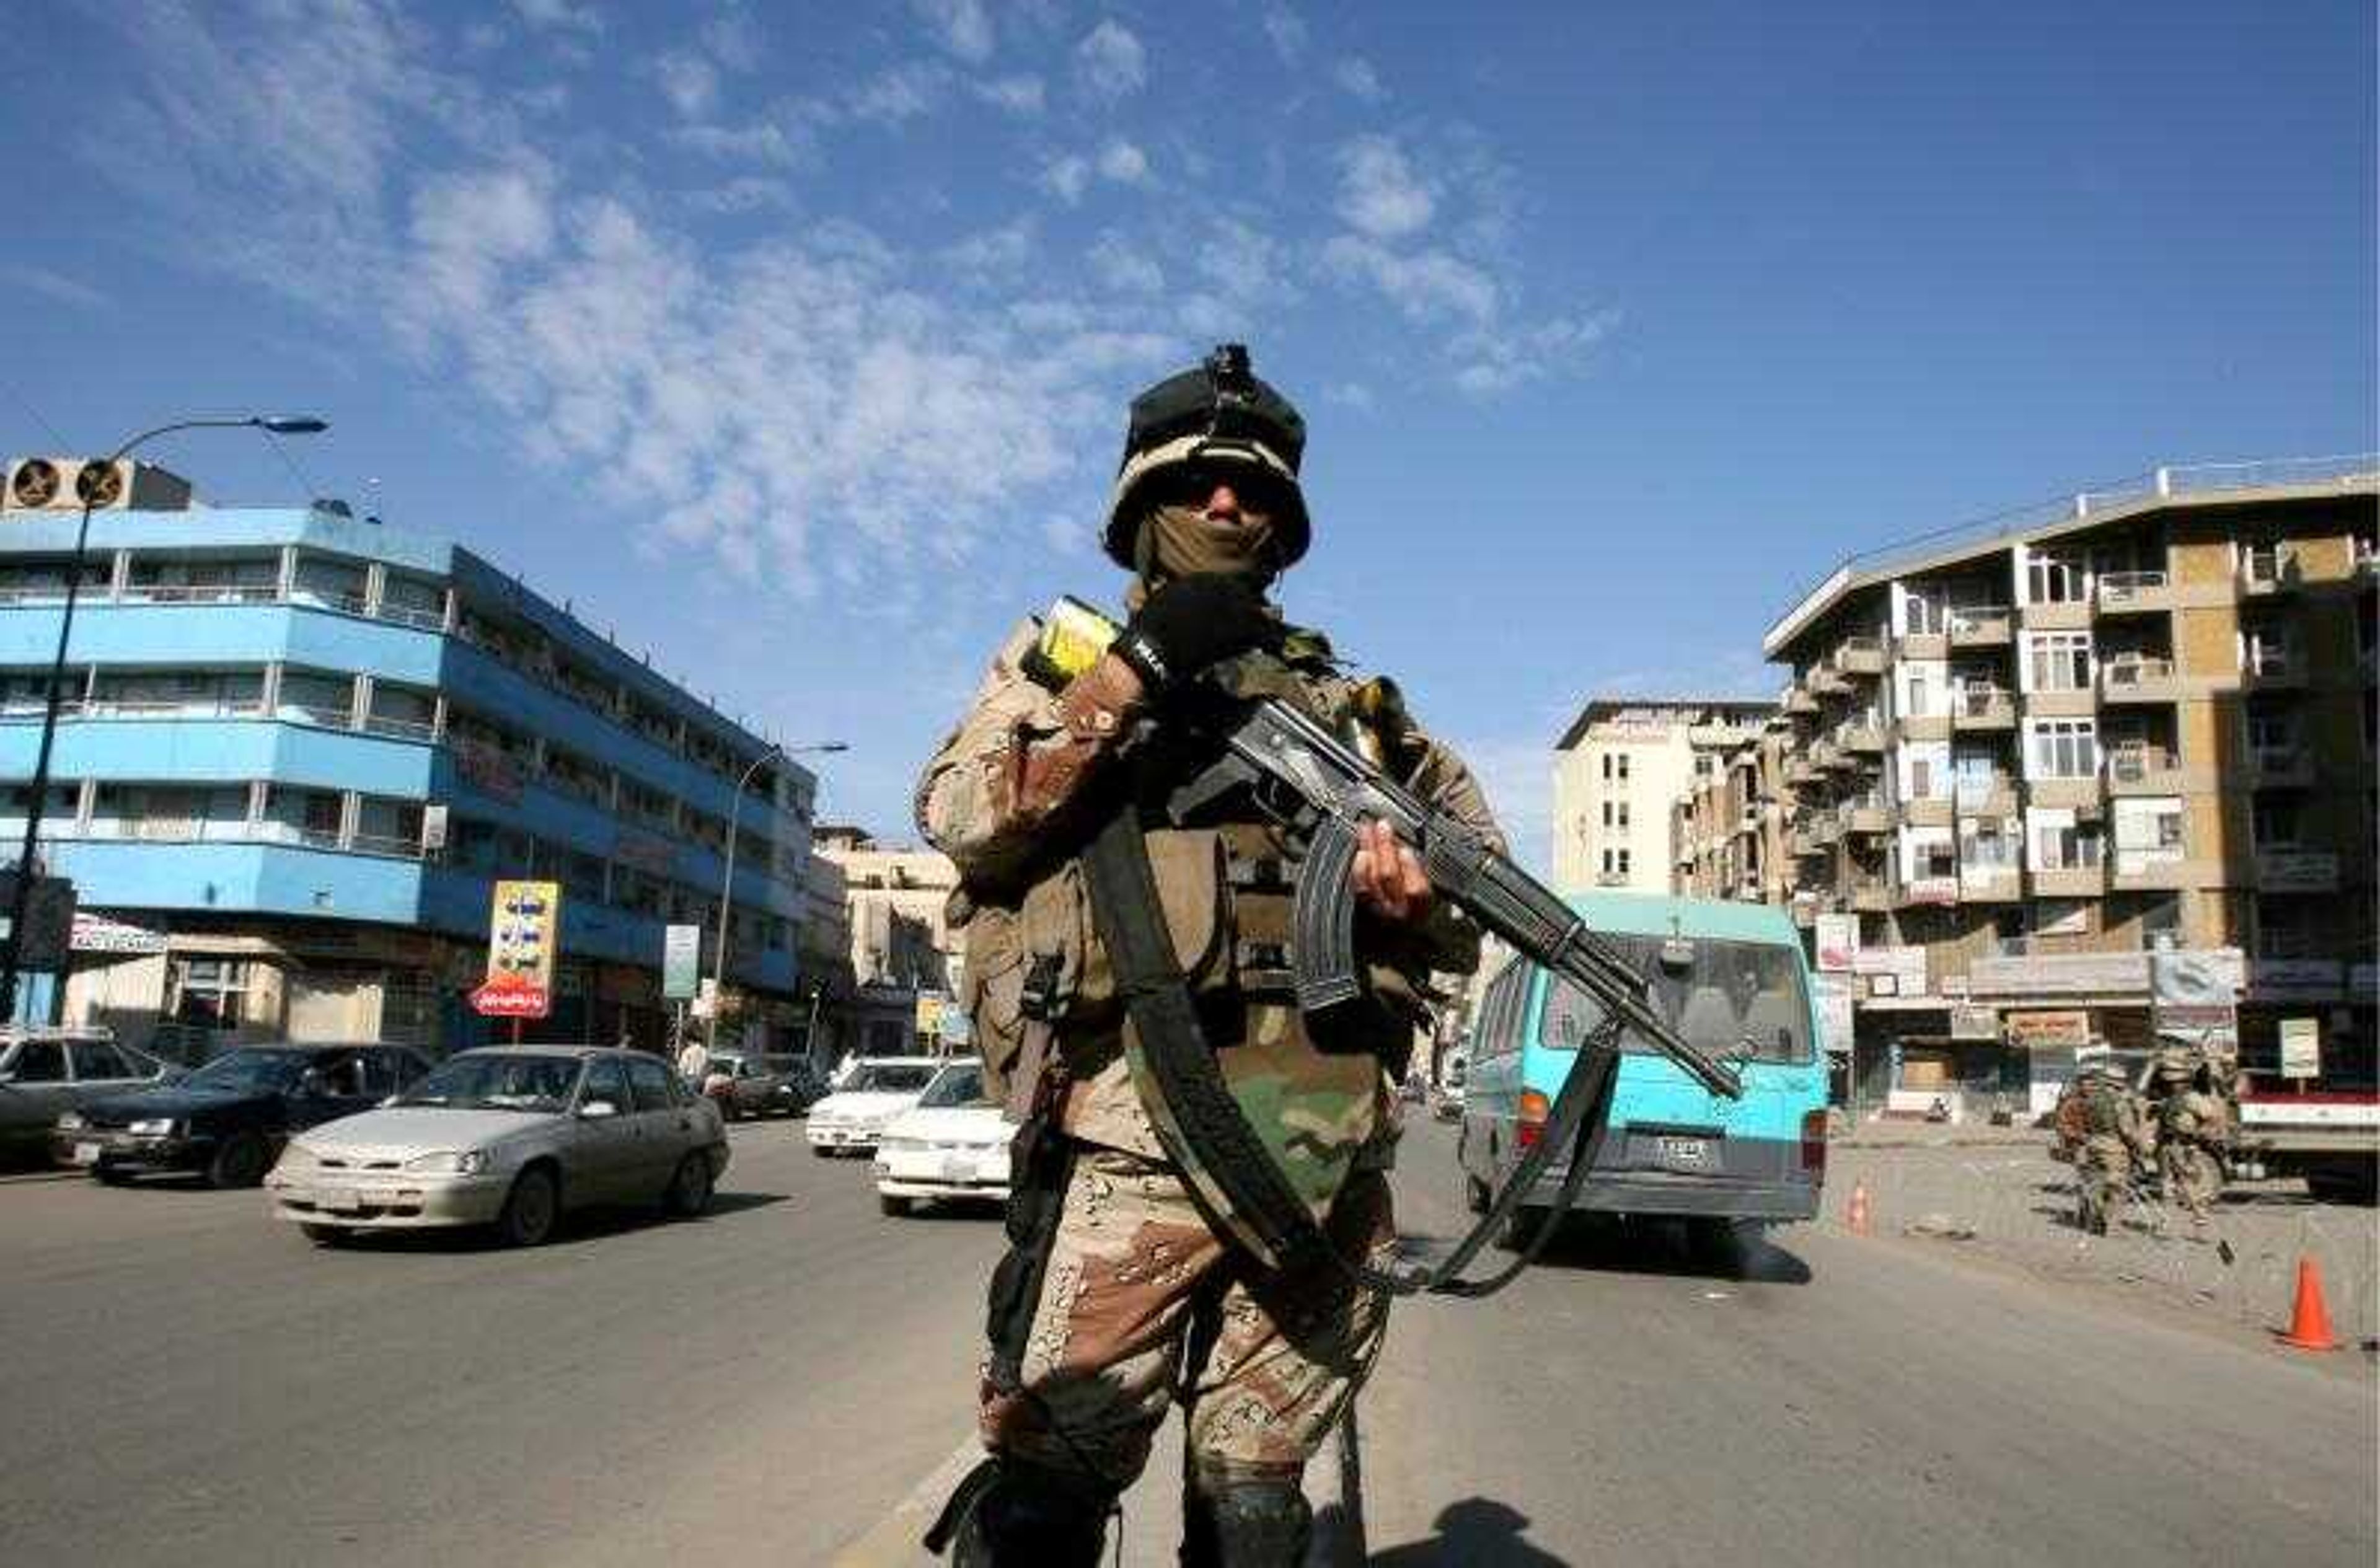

{"left": 2074, "top": 1065, "right": 2149, "bottom": 1236}
{"left": 2153, "top": 1049, "right": 2228, "bottom": 1228}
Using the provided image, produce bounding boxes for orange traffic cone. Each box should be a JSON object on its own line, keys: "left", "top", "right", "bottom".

{"left": 2274, "top": 1256, "right": 2342, "bottom": 1352}
{"left": 1847, "top": 1180, "right": 1871, "bottom": 1237}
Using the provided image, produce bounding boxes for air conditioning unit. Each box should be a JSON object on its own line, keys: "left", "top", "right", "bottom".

{"left": 4, "top": 457, "right": 193, "bottom": 513}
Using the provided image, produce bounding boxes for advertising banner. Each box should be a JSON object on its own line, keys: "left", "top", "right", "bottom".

{"left": 1815, "top": 914, "right": 1859, "bottom": 973}
{"left": 663, "top": 924, "right": 702, "bottom": 1000}
{"left": 472, "top": 879, "right": 560, "bottom": 1019}
{"left": 2005, "top": 1010, "right": 2092, "bottom": 1049}
{"left": 69, "top": 912, "right": 167, "bottom": 955}
{"left": 1813, "top": 972, "right": 1856, "bottom": 1057}
{"left": 2279, "top": 1016, "right": 2322, "bottom": 1080}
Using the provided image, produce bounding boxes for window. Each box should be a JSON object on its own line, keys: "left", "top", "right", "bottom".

{"left": 173, "top": 958, "right": 250, "bottom": 1031}
{"left": 2138, "top": 897, "right": 2182, "bottom": 948}
{"left": 2030, "top": 815, "right": 2103, "bottom": 870}
{"left": 2252, "top": 798, "right": 2301, "bottom": 850}
{"left": 2242, "top": 539, "right": 2288, "bottom": 585}
{"left": 582, "top": 1057, "right": 629, "bottom": 1109}
{"left": 1600, "top": 847, "right": 1631, "bottom": 879}
{"left": 2241, "top": 617, "right": 2296, "bottom": 676}
{"left": 2028, "top": 720, "right": 2099, "bottom": 779}
{"left": 69, "top": 1041, "right": 131, "bottom": 1081}
{"left": 2026, "top": 632, "right": 2094, "bottom": 692}
{"left": 9, "top": 1040, "right": 66, "bottom": 1083}
{"left": 2027, "top": 550, "right": 2086, "bottom": 604}
{"left": 1917, "top": 839, "right": 1957, "bottom": 879}
{"left": 1961, "top": 817, "right": 2018, "bottom": 871}
{"left": 1905, "top": 666, "right": 1933, "bottom": 718}
{"left": 2245, "top": 703, "right": 2296, "bottom": 758}
{"left": 1600, "top": 801, "right": 1631, "bottom": 830}
{"left": 625, "top": 1054, "right": 677, "bottom": 1111}
{"left": 1904, "top": 587, "right": 1944, "bottom": 635}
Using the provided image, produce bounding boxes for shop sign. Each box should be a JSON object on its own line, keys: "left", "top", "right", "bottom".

{"left": 421, "top": 804, "right": 449, "bottom": 854}
{"left": 1853, "top": 945, "right": 1928, "bottom": 997}
{"left": 70, "top": 912, "right": 168, "bottom": 955}
{"left": 2006, "top": 1010, "right": 2093, "bottom": 1049}
{"left": 2244, "top": 959, "right": 2345, "bottom": 1003}
{"left": 1812, "top": 973, "right": 1856, "bottom": 1056}
{"left": 1902, "top": 876, "right": 1958, "bottom": 906}
{"left": 1949, "top": 1004, "right": 2000, "bottom": 1041}
{"left": 2259, "top": 852, "right": 2339, "bottom": 893}
{"left": 1815, "top": 914, "right": 1859, "bottom": 972}
{"left": 1968, "top": 951, "right": 2148, "bottom": 998}
{"left": 473, "top": 879, "right": 559, "bottom": 1019}
{"left": 2149, "top": 948, "right": 2244, "bottom": 1004}
{"left": 2278, "top": 1016, "right": 2322, "bottom": 1080}
{"left": 915, "top": 992, "right": 947, "bottom": 1036}
{"left": 663, "top": 924, "right": 702, "bottom": 1000}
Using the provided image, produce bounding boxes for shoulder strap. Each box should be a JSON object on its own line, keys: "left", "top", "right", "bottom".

{"left": 1078, "top": 806, "right": 1623, "bottom": 1301}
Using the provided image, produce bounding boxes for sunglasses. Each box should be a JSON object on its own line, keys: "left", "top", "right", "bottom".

{"left": 1147, "top": 461, "right": 1295, "bottom": 516}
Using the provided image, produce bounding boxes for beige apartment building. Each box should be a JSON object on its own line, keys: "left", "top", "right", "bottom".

{"left": 1734, "top": 457, "right": 2376, "bottom": 1108}
{"left": 811, "top": 826, "right": 958, "bottom": 1055}
{"left": 1552, "top": 699, "right": 1774, "bottom": 892}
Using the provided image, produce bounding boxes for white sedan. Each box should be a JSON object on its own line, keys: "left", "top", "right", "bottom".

{"left": 873, "top": 1061, "right": 1011, "bottom": 1215}
{"left": 804, "top": 1058, "right": 942, "bottom": 1155}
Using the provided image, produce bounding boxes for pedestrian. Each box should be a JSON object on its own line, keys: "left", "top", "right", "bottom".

{"left": 2074, "top": 1064, "right": 2149, "bottom": 1236}
{"left": 676, "top": 1034, "right": 710, "bottom": 1091}
{"left": 914, "top": 344, "right": 1502, "bottom": 1564}
{"left": 2153, "top": 1049, "right": 2228, "bottom": 1230}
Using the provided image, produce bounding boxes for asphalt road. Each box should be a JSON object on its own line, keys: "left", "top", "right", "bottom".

{"left": 2, "top": 1117, "right": 2371, "bottom": 1567}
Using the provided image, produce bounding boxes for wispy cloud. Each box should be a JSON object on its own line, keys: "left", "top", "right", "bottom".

{"left": 1261, "top": 5, "right": 1307, "bottom": 64}
{"left": 511, "top": 0, "right": 601, "bottom": 36}
{"left": 1075, "top": 20, "right": 1147, "bottom": 102}
{"left": 915, "top": 0, "right": 994, "bottom": 63}
{"left": 653, "top": 51, "right": 720, "bottom": 119}
{"left": 1333, "top": 57, "right": 1385, "bottom": 102}
{"left": 4, "top": 265, "right": 109, "bottom": 310}
{"left": 1335, "top": 136, "right": 1434, "bottom": 239}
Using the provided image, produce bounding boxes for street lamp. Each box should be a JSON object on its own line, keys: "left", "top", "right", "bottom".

{"left": 0, "top": 416, "right": 330, "bottom": 1020}
{"left": 710, "top": 740, "right": 845, "bottom": 1050}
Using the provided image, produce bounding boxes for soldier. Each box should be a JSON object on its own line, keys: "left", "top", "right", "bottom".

{"left": 2154, "top": 1049, "right": 2228, "bottom": 1228}
{"left": 2073, "top": 1064, "right": 2149, "bottom": 1236}
{"left": 914, "top": 345, "right": 1501, "bottom": 1565}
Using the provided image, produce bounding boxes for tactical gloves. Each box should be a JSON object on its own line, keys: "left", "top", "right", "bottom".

{"left": 1111, "top": 574, "right": 1279, "bottom": 696}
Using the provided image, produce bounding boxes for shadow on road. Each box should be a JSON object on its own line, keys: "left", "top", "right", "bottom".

{"left": 1368, "top": 1497, "right": 1571, "bottom": 1566}
{"left": 1527, "top": 1214, "right": 1814, "bottom": 1285}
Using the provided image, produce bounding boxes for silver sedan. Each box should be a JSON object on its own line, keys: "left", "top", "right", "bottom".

{"left": 265, "top": 1046, "right": 729, "bottom": 1247}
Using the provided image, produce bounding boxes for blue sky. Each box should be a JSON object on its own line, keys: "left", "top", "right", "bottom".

{"left": 3, "top": 0, "right": 2372, "bottom": 867}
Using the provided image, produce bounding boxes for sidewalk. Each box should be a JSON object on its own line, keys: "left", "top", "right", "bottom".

{"left": 1834, "top": 1116, "right": 2047, "bottom": 1150}
{"left": 1828, "top": 1139, "right": 2379, "bottom": 1349}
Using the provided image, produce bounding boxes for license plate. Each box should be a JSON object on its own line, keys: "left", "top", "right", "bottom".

{"left": 317, "top": 1189, "right": 361, "bottom": 1212}
{"left": 940, "top": 1155, "right": 975, "bottom": 1183}
{"left": 72, "top": 1142, "right": 100, "bottom": 1166}
{"left": 1657, "top": 1136, "right": 1713, "bottom": 1170}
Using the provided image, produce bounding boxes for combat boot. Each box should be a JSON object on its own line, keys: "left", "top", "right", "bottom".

{"left": 926, "top": 1456, "right": 1113, "bottom": 1567}
{"left": 1181, "top": 1474, "right": 1312, "bottom": 1566}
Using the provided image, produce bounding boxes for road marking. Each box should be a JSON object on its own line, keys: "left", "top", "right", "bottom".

{"left": 829, "top": 1437, "right": 983, "bottom": 1567}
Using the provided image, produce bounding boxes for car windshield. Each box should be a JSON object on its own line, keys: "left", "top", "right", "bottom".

{"left": 849, "top": 1062, "right": 937, "bottom": 1093}
{"left": 398, "top": 1054, "right": 583, "bottom": 1112}
{"left": 182, "top": 1049, "right": 311, "bottom": 1093}
{"left": 1540, "top": 936, "right": 1814, "bottom": 1065}
{"left": 917, "top": 1065, "right": 989, "bottom": 1109}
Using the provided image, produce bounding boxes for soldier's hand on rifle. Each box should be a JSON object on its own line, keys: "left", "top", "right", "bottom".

{"left": 1351, "top": 816, "right": 1432, "bottom": 923}
{"left": 1111, "top": 574, "right": 1280, "bottom": 697}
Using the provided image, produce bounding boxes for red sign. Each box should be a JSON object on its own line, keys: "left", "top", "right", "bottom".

{"left": 470, "top": 971, "right": 552, "bottom": 1019}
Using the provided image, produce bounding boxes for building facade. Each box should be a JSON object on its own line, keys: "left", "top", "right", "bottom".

{"left": 1750, "top": 458, "right": 2376, "bottom": 1108}
{"left": 813, "top": 826, "right": 958, "bottom": 1057}
{"left": 1551, "top": 699, "right": 1775, "bottom": 892}
{"left": 0, "top": 460, "right": 820, "bottom": 1060}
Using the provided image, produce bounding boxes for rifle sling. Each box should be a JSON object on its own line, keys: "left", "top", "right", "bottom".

{"left": 1079, "top": 805, "right": 1624, "bottom": 1301}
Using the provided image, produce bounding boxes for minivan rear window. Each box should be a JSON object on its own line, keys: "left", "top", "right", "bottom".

{"left": 1538, "top": 936, "right": 1812, "bottom": 1065}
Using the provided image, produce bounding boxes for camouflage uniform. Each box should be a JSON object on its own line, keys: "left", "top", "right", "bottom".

{"left": 914, "top": 345, "right": 1501, "bottom": 1564}
{"left": 2074, "top": 1072, "right": 2148, "bottom": 1236}
{"left": 2154, "top": 1055, "right": 2228, "bottom": 1225}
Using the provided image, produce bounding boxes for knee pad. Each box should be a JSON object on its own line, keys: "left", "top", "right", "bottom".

{"left": 1183, "top": 1474, "right": 1313, "bottom": 1567}
{"left": 925, "top": 1455, "right": 1113, "bottom": 1567}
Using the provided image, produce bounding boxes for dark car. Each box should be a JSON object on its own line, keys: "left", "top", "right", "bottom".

{"left": 0, "top": 1033, "right": 182, "bottom": 1162}
{"left": 55, "top": 1042, "right": 433, "bottom": 1188}
{"left": 704, "top": 1052, "right": 822, "bottom": 1120}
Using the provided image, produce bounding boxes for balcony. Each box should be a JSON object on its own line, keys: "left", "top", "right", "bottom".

{"left": 2028, "top": 774, "right": 2104, "bottom": 810}
{"left": 1784, "top": 685, "right": 1819, "bottom": 716}
{"left": 2032, "top": 863, "right": 2107, "bottom": 898}
{"left": 1837, "top": 798, "right": 1892, "bottom": 835}
{"left": 1951, "top": 687, "right": 2016, "bottom": 729}
{"left": 1902, "top": 796, "right": 1954, "bottom": 829}
{"left": 1948, "top": 606, "right": 2014, "bottom": 646}
{"left": 1836, "top": 722, "right": 1887, "bottom": 755}
{"left": 2110, "top": 855, "right": 2190, "bottom": 892}
{"left": 1809, "top": 740, "right": 1848, "bottom": 771}
{"left": 2019, "top": 598, "right": 2094, "bottom": 632}
{"left": 1896, "top": 630, "right": 1949, "bottom": 661}
{"left": 2098, "top": 654, "right": 2179, "bottom": 705}
{"left": 2106, "top": 746, "right": 2185, "bottom": 796}
{"left": 2095, "top": 570, "right": 2174, "bottom": 616}
{"left": 2257, "top": 850, "right": 2339, "bottom": 894}
{"left": 1790, "top": 829, "right": 1831, "bottom": 858}
{"left": 2025, "top": 687, "right": 2098, "bottom": 719}
{"left": 1895, "top": 713, "right": 1952, "bottom": 744}
{"left": 1836, "top": 637, "right": 1889, "bottom": 677}
{"left": 1848, "top": 880, "right": 1892, "bottom": 913}
{"left": 2241, "top": 646, "right": 2307, "bottom": 690}
{"left": 1960, "top": 868, "right": 2024, "bottom": 903}
{"left": 1953, "top": 780, "right": 2018, "bottom": 819}
{"left": 2246, "top": 745, "right": 2314, "bottom": 788}
{"left": 1808, "top": 666, "right": 1851, "bottom": 697}
{"left": 2238, "top": 551, "right": 2304, "bottom": 597}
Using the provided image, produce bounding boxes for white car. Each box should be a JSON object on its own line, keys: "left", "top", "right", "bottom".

{"left": 804, "top": 1058, "right": 941, "bottom": 1155}
{"left": 873, "top": 1062, "right": 1010, "bottom": 1215}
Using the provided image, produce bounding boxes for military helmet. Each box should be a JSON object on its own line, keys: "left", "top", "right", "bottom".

{"left": 1101, "top": 343, "right": 1310, "bottom": 570}
{"left": 2154, "top": 1047, "right": 2197, "bottom": 1080}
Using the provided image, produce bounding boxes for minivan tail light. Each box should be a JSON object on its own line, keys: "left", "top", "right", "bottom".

{"left": 1516, "top": 1089, "right": 1551, "bottom": 1150}
{"left": 1800, "top": 1108, "right": 1828, "bottom": 1181}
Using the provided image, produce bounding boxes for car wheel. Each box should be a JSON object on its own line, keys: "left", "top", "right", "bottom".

{"left": 664, "top": 1152, "right": 715, "bottom": 1218}
{"left": 93, "top": 1165, "right": 133, "bottom": 1186}
{"left": 300, "top": 1223, "right": 351, "bottom": 1247}
{"left": 1463, "top": 1174, "right": 1491, "bottom": 1215}
{"left": 496, "top": 1166, "right": 561, "bottom": 1248}
{"left": 879, "top": 1194, "right": 912, "bottom": 1217}
{"left": 208, "top": 1132, "right": 272, "bottom": 1190}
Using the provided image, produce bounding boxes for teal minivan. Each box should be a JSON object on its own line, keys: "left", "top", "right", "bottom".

{"left": 1456, "top": 892, "right": 1827, "bottom": 1244}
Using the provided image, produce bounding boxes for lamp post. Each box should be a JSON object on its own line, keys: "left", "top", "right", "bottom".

{"left": 0, "top": 416, "right": 328, "bottom": 1020}
{"left": 710, "top": 740, "right": 845, "bottom": 1050}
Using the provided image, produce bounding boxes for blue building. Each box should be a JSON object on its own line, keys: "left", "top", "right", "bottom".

{"left": 0, "top": 456, "right": 818, "bottom": 1059}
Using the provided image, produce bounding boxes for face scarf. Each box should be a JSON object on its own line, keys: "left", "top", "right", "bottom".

{"left": 1140, "top": 501, "right": 1279, "bottom": 585}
